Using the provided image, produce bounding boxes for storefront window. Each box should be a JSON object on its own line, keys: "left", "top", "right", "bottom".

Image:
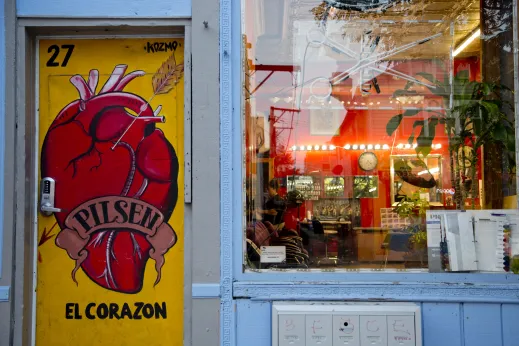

{"left": 242, "top": 0, "right": 519, "bottom": 272}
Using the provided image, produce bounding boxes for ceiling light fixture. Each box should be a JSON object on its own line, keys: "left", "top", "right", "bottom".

{"left": 294, "top": 143, "right": 409, "bottom": 151}
{"left": 395, "top": 95, "right": 424, "bottom": 104}
{"left": 453, "top": 28, "right": 481, "bottom": 57}
{"left": 418, "top": 167, "right": 440, "bottom": 176}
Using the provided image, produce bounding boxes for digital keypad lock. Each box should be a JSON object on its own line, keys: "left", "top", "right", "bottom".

{"left": 40, "top": 177, "right": 62, "bottom": 216}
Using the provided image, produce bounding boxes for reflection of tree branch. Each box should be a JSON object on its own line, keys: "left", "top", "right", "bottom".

{"left": 311, "top": 0, "right": 479, "bottom": 46}
{"left": 482, "top": 0, "right": 512, "bottom": 38}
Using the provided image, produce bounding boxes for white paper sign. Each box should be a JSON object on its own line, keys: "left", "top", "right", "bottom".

{"left": 475, "top": 214, "right": 505, "bottom": 272}
{"left": 260, "top": 246, "right": 286, "bottom": 263}
{"left": 425, "top": 218, "right": 441, "bottom": 248}
{"left": 508, "top": 215, "right": 519, "bottom": 257}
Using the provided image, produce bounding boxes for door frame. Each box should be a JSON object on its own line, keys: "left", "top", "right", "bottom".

{"left": 12, "top": 19, "right": 192, "bottom": 346}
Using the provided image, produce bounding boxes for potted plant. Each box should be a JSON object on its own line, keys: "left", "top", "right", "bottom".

{"left": 386, "top": 69, "right": 515, "bottom": 210}
{"left": 393, "top": 191, "right": 429, "bottom": 267}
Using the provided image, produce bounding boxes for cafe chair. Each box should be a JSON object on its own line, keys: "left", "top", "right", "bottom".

{"left": 312, "top": 219, "right": 338, "bottom": 266}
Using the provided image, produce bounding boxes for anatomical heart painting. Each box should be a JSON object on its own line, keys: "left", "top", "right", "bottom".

{"left": 36, "top": 38, "right": 184, "bottom": 345}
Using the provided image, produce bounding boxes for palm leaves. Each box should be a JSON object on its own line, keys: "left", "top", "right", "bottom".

{"left": 386, "top": 68, "right": 515, "bottom": 209}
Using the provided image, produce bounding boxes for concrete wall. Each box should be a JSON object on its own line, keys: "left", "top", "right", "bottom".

{"left": 190, "top": 0, "right": 221, "bottom": 343}
{"left": 0, "top": 0, "right": 16, "bottom": 344}
{"left": 0, "top": 0, "right": 221, "bottom": 344}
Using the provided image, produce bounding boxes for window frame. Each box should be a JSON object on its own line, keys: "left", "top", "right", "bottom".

{"left": 225, "top": 0, "right": 519, "bottom": 286}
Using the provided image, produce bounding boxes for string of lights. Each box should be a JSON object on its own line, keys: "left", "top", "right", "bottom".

{"left": 291, "top": 143, "right": 442, "bottom": 151}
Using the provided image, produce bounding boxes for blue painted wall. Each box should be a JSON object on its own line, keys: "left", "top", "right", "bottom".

{"left": 16, "top": 0, "right": 191, "bottom": 17}
{"left": 236, "top": 300, "right": 519, "bottom": 346}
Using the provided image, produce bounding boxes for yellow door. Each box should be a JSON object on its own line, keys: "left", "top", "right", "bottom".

{"left": 36, "top": 37, "right": 184, "bottom": 345}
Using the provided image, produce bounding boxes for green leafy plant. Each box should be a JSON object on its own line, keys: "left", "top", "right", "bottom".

{"left": 387, "top": 69, "right": 515, "bottom": 210}
{"left": 393, "top": 191, "right": 429, "bottom": 267}
{"left": 393, "top": 191, "right": 429, "bottom": 223}
{"left": 510, "top": 256, "right": 519, "bottom": 274}
{"left": 409, "top": 229, "right": 428, "bottom": 251}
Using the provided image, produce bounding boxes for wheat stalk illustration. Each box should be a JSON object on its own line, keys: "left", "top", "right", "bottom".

{"left": 112, "top": 54, "right": 185, "bottom": 149}
{"left": 152, "top": 54, "right": 185, "bottom": 95}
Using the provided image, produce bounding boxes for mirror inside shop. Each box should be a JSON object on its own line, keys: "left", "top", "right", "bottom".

{"left": 243, "top": 0, "right": 519, "bottom": 272}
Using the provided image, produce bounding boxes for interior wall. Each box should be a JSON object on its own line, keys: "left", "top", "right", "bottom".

{"left": 254, "top": 58, "right": 481, "bottom": 228}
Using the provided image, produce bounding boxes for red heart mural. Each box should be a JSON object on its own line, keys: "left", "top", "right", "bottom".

{"left": 41, "top": 61, "right": 183, "bottom": 294}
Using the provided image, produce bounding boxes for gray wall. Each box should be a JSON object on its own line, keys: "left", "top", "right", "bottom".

{"left": 0, "top": 0, "right": 221, "bottom": 344}
{"left": 190, "top": 0, "right": 221, "bottom": 344}
{"left": 1, "top": 0, "right": 17, "bottom": 344}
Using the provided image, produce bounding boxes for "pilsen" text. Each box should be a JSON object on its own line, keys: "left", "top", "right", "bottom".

{"left": 71, "top": 199, "right": 161, "bottom": 234}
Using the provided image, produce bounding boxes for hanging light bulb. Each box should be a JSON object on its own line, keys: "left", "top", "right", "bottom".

{"left": 344, "top": 144, "right": 351, "bottom": 150}
{"left": 291, "top": 145, "right": 297, "bottom": 151}
{"left": 374, "top": 144, "right": 381, "bottom": 150}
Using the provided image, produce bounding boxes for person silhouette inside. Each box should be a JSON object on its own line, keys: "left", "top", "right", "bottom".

{"left": 257, "top": 179, "right": 287, "bottom": 231}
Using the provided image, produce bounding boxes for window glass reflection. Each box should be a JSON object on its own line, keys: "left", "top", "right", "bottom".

{"left": 243, "top": 0, "right": 518, "bottom": 272}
